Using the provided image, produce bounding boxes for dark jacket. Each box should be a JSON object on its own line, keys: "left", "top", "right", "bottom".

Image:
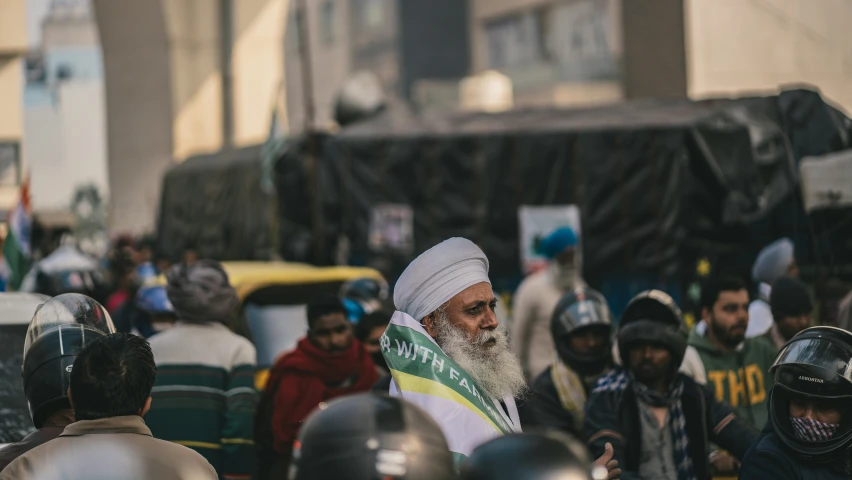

{"left": 523, "top": 366, "right": 584, "bottom": 438}
{"left": 585, "top": 373, "right": 757, "bottom": 480}
{"left": 740, "top": 425, "right": 851, "bottom": 480}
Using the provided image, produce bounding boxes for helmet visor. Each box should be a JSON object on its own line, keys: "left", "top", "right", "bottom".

{"left": 23, "top": 295, "right": 115, "bottom": 357}
{"left": 773, "top": 337, "right": 852, "bottom": 383}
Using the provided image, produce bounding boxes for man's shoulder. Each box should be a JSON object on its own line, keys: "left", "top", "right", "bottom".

{"left": 740, "top": 432, "right": 800, "bottom": 477}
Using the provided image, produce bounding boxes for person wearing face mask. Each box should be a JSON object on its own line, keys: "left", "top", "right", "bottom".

{"left": 253, "top": 294, "right": 378, "bottom": 479}
{"left": 511, "top": 227, "right": 585, "bottom": 379}
{"left": 765, "top": 277, "right": 813, "bottom": 351}
{"left": 739, "top": 326, "right": 852, "bottom": 479}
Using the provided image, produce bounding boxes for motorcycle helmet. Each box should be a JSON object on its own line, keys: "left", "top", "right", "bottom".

{"left": 460, "top": 431, "right": 594, "bottom": 480}
{"left": 340, "top": 277, "right": 389, "bottom": 322}
{"left": 769, "top": 326, "right": 852, "bottom": 464}
{"left": 617, "top": 290, "right": 688, "bottom": 369}
{"left": 550, "top": 287, "right": 613, "bottom": 376}
{"left": 22, "top": 293, "right": 115, "bottom": 427}
{"left": 290, "top": 394, "right": 455, "bottom": 480}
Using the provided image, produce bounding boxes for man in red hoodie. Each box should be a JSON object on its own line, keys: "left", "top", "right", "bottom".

{"left": 255, "top": 295, "right": 378, "bottom": 479}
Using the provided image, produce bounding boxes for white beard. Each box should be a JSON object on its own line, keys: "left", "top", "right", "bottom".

{"left": 433, "top": 311, "right": 527, "bottom": 400}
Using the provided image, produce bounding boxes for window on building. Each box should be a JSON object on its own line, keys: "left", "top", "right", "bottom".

{"left": 358, "top": 0, "right": 384, "bottom": 29}
{"left": 485, "top": 8, "right": 552, "bottom": 69}
{"left": 321, "top": 0, "right": 336, "bottom": 45}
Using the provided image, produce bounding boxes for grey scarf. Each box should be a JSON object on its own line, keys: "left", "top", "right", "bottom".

{"left": 166, "top": 260, "right": 240, "bottom": 323}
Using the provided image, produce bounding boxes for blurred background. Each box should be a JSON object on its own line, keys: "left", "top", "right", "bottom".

{"left": 0, "top": 0, "right": 851, "bottom": 320}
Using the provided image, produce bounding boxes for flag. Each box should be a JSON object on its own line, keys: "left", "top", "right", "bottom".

{"left": 3, "top": 177, "right": 32, "bottom": 290}
{"left": 381, "top": 311, "right": 521, "bottom": 463}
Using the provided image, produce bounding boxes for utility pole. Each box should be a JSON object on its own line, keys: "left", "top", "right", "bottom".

{"left": 295, "top": 0, "right": 324, "bottom": 264}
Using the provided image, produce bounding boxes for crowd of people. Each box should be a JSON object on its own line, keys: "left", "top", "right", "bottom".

{"left": 0, "top": 228, "right": 849, "bottom": 480}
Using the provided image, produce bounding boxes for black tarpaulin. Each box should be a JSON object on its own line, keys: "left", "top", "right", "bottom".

{"left": 156, "top": 145, "right": 273, "bottom": 262}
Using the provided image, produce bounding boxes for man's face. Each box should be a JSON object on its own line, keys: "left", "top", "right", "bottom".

{"left": 424, "top": 282, "right": 527, "bottom": 399}
{"left": 556, "top": 248, "right": 576, "bottom": 268}
{"left": 363, "top": 326, "right": 386, "bottom": 354}
{"left": 309, "top": 313, "right": 353, "bottom": 353}
{"left": 704, "top": 289, "right": 749, "bottom": 349}
{"left": 777, "top": 314, "right": 811, "bottom": 341}
{"left": 568, "top": 327, "right": 609, "bottom": 357}
{"left": 787, "top": 260, "right": 799, "bottom": 279}
{"left": 427, "top": 282, "right": 498, "bottom": 347}
{"left": 627, "top": 342, "right": 672, "bottom": 385}
{"left": 790, "top": 396, "right": 842, "bottom": 425}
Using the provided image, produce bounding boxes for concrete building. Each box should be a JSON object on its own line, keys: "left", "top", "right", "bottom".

{"left": 469, "top": 0, "right": 852, "bottom": 113}
{"left": 0, "top": 0, "right": 27, "bottom": 212}
{"left": 24, "top": 0, "right": 108, "bottom": 222}
{"left": 89, "top": 0, "right": 288, "bottom": 233}
{"left": 285, "top": 0, "right": 471, "bottom": 131}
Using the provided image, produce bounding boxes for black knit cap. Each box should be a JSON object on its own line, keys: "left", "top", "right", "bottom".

{"left": 770, "top": 277, "right": 813, "bottom": 319}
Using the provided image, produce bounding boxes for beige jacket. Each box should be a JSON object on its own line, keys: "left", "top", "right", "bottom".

{"left": 510, "top": 269, "right": 567, "bottom": 379}
{"left": 0, "top": 416, "right": 217, "bottom": 480}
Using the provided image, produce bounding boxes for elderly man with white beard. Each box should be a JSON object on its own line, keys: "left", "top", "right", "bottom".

{"left": 376, "top": 238, "right": 619, "bottom": 478}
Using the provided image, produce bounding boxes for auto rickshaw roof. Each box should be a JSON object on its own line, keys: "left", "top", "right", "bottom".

{"left": 220, "top": 261, "right": 384, "bottom": 300}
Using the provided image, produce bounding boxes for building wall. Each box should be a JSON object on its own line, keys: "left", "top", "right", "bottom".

{"left": 469, "top": 0, "right": 624, "bottom": 108}
{"left": 686, "top": 0, "right": 852, "bottom": 113}
{"left": 24, "top": 3, "right": 109, "bottom": 215}
{"left": 95, "top": 0, "right": 288, "bottom": 232}
{"left": 285, "top": 0, "right": 352, "bottom": 131}
{"left": 0, "top": 0, "right": 27, "bottom": 210}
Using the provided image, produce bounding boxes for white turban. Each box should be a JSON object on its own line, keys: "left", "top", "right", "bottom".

{"left": 752, "top": 238, "right": 794, "bottom": 285}
{"left": 394, "top": 238, "right": 491, "bottom": 321}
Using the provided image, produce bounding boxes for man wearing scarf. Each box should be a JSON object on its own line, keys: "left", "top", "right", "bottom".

{"left": 146, "top": 260, "right": 257, "bottom": 480}
{"left": 381, "top": 238, "right": 527, "bottom": 460}
{"left": 256, "top": 295, "right": 377, "bottom": 479}
{"left": 585, "top": 291, "right": 755, "bottom": 480}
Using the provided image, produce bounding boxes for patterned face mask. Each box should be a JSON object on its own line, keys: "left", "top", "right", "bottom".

{"left": 790, "top": 416, "right": 840, "bottom": 442}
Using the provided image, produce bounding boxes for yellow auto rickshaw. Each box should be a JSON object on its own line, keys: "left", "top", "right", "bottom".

{"left": 219, "top": 261, "right": 385, "bottom": 390}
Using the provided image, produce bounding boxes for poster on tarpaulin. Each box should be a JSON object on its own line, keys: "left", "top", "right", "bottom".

{"left": 519, "top": 205, "right": 581, "bottom": 274}
{"left": 368, "top": 203, "right": 415, "bottom": 254}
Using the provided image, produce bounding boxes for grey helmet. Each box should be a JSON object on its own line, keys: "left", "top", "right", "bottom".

{"left": 290, "top": 394, "right": 456, "bottom": 480}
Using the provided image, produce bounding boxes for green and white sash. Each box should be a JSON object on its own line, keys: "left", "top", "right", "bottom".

{"left": 381, "top": 311, "right": 522, "bottom": 461}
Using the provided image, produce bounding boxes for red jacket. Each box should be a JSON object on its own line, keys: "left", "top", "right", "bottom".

{"left": 263, "top": 338, "right": 378, "bottom": 454}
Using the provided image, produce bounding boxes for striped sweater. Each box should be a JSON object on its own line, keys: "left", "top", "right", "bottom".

{"left": 147, "top": 322, "right": 257, "bottom": 480}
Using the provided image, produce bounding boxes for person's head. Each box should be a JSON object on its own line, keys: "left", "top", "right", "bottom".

{"left": 540, "top": 227, "right": 579, "bottom": 289}
{"left": 771, "top": 277, "right": 813, "bottom": 341}
{"left": 617, "top": 290, "right": 687, "bottom": 388}
{"left": 154, "top": 253, "right": 172, "bottom": 275}
{"left": 136, "top": 284, "right": 177, "bottom": 332}
{"left": 182, "top": 241, "right": 199, "bottom": 265}
{"left": 135, "top": 235, "right": 156, "bottom": 264}
{"left": 68, "top": 333, "right": 156, "bottom": 421}
{"left": 307, "top": 294, "right": 352, "bottom": 353}
{"left": 341, "top": 277, "right": 389, "bottom": 316}
{"left": 23, "top": 294, "right": 116, "bottom": 428}
{"left": 752, "top": 238, "right": 797, "bottom": 285}
{"left": 461, "top": 431, "right": 593, "bottom": 480}
{"left": 355, "top": 310, "right": 390, "bottom": 367}
{"left": 769, "top": 326, "right": 852, "bottom": 463}
{"left": 550, "top": 288, "right": 613, "bottom": 376}
{"left": 109, "top": 249, "right": 137, "bottom": 289}
{"left": 701, "top": 277, "right": 750, "bottom": 351}
{"left": 394, "top": 238, "right": 526, "bottom": 400}
{"left": 166, "top": 259, "right": 239, "bottom": 324}
{"left": 291, "top": 394, "right": 455, "bottom": 480}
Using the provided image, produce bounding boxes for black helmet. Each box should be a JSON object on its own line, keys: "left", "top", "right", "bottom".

{"left": 290, "top": 394, "right": 456, "bottom": 480}
{"left": 460, "top": 431, "right": 594, "bottom": 480}
{"left": 22, "top": 293, "right": 115, "bottom": 427}
{"left": 550, "top": 287, "right": 613, "bottom": 375}
{"left": 617, "top": 290, "right": 688, "bottom": 369}
{"left": 769, "top": 326, "right": 852, "bottom": 464}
